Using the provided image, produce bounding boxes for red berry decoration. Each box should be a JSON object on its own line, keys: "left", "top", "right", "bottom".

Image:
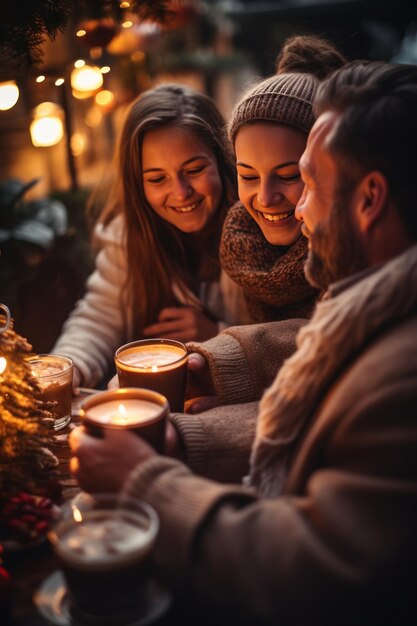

{"left": 2, "top": 492, "right": 54, "bottom": 544}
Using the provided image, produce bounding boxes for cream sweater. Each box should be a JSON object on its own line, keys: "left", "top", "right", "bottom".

{"left": 53, "top": 215, "right": 246, "bottom": 386}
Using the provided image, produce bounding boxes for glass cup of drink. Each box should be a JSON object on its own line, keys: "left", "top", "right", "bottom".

{"left": 28, "top": 354, "right": 73, "bottom": 430}
{"left": 115, "top": 339, "right": 188, "bottom": 412}
{"left": 48, "top": 493, "right": 159, "bottom": 620}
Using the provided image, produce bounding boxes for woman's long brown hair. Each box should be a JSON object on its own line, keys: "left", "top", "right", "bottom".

{"left": 102, "top": 83, "right": 237, "bottom": 336}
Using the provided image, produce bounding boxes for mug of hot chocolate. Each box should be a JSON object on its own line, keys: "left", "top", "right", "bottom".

{"left": 115, "top": 339, "right": 188, "bottom": 412}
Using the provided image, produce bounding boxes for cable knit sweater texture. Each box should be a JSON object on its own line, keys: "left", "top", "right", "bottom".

{"left": 220, "top": 202, "right": 318, "bottom": 322}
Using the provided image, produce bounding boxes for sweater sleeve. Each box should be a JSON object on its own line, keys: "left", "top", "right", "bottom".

{"left": 122, "top": 376, "right": 417, "bottom": 625}
{"left": 170, "top": 401, "right": 258, "bottom": 483}
{"left": 187, "top": 318, "right": 305, "bottom": 405}
{"left": 52, "top": 220, "right": 128, "bottom": 386}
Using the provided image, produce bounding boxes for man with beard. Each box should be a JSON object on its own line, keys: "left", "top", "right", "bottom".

{"left": 71, "top": 62, "right": 417, "bottom": 625}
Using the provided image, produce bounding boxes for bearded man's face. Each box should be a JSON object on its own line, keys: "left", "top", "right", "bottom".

{"left": 296, "top": 112, "right": 368, "bottom": 291}
{"left": 303, "top": 188, "right": 368, "bottom": 291}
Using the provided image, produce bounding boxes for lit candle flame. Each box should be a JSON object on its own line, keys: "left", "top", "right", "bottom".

{"left": 0, "top": 357, "right": 6, "bottom": 375}
{"left": 118, "top": 403, "right": 128, "bottom": 424}
{"left": 151, "top": 365, "right": 158, "bottom": 372}
{"left": 72, "top": 505, "right": 83, "bottom": 522}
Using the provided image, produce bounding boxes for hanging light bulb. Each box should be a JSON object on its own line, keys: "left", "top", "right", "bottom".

{"left": 70, "top": 65, "right": 103, "bottom": 93}
{"left": 0, "top": 81, "right": 19, "bottom": 111}
{"left": 30, "top": 101, "right": 64, "bottom": 147}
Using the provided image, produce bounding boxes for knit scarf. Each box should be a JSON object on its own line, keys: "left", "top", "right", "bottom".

{"left": 248, "top": 244, "right": 417, "bottom": 497}
{"left": 220, "top": 202, "right": 318, "bottom": 322}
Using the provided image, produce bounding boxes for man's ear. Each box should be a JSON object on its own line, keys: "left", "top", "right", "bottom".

{"left": 355, "top": 171, "right": 388, "bottom": 234}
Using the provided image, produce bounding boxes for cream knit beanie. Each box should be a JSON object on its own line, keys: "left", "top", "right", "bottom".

{"left": 228, "top": 73, "right": 319, "bottom": 143}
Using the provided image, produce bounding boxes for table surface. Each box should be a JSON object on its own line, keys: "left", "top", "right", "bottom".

{"left": 3, "top": 393, "right": 248, "bottom": 626}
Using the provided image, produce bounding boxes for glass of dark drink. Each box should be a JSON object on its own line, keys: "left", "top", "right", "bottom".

{"left": 48, "top": 493, "right": 159, "bottom": 621}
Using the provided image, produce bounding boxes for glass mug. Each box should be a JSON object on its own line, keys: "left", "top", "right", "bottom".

{"left": 48, "top": 493, "right": 159, "bottom": 620}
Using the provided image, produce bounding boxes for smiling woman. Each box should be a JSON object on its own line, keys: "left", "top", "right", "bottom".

{"left": 52, "top": 83, "right": 240, "bottom": 389}
{"left": 220, "top": 35, "right": 346, "bottom": 323}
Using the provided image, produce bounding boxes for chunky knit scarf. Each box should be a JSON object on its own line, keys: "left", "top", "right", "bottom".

{"left": 248, "top": 244, "right": 417, "bottom": 497}
{"left": 220, "top": 202, "right": 318, "bottom": 322}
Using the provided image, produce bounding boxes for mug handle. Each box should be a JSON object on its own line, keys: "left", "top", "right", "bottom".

{"left": 0, "top": 304, "right": 11, "bottom": 334}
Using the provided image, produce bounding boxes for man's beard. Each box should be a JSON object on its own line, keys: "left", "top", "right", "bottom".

{"left": 303, "top": 193, "right": 368, "bottom": 291}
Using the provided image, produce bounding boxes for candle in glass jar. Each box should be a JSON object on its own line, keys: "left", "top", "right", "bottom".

{"left": 80, "top": 388, "right": 169, "bottom": 452}
{"left": 115, "top": 339, "right": 188, "bottom": 412}
{"left": 86, "top": 399, "right": 160, "bottom": 426}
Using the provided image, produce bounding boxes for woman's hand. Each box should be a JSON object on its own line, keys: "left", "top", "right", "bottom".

{"left": 143, "top": 307, "right": 218, "bottom": 342}
{"left": 69, "top": 426, "right": 155, "bottom": 493}
{"left": 185, "top": 352, "right": 218, "bottom": 414}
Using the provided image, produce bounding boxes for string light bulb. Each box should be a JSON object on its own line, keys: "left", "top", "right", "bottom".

{"left": 71, "top": 65, "right": 103, "bottom": 93}
{"left": 0, "top": 81, "right": 19, "bottom": 111}
{"left": 30, "top": 101, "right": 64, "bottom": 147}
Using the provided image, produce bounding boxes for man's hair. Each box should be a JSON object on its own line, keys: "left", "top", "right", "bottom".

{"left": 314, "top": 61, "right": 417, "bottom": 241}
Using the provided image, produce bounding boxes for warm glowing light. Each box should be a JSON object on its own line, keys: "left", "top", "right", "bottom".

{"left": 71, "top": 65, "right": 103, "bottom": 92}
{"left": 0, "top": 357, "right": 7, "bottom": 375}
{"left": 72, "top": 505, "right": 83, "bottom": 522}
{"left": 33, "top": 101, "right": 59, "bottom": 118}
{"left": 74, "top": 59, "right": 86, "bottom": 68}
{"left": 151, "top": 365, "right": 158, "bottom": 373}
{"left": 36, "top": 75, "right": 46, "bottom": 83}
{"left": 95, "top": 90, "right": 114, "bottom": 107}
{"left": 71, "top": 132, "right": 87, "bottom": 156}
{"left": 76, "top": 29, "right": 86, "bottom": 37}
{"left": 100, "top": 66, "right": 111, "bottom": 74}
{"left": 72, "top": 89, "right": 94, "bottom": 100}
{"left": 55, "top": 78, "right": 65, "bottom": 86}
{"left": 0, "top": 81, "right": 19, "bottom": 111}
{"left": 120, "top": 1, "right": 130, "bottom": 7}
{"left": 122, "top": 20, "right": 133, "bottom": 28}
{"left": 117, "top": 404, "right": 128, "bottom": 424}
{"left": 30, "top": 117, "right": 64, "bottom": 147}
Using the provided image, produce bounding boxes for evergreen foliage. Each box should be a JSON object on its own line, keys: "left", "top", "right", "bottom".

{"left": 0, "top": 310, "right": 58, "bottom": 502}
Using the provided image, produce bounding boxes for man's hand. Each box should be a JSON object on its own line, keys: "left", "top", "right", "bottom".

{"left": 185, "top": 352, "right": 218, "bottom": 414}
{"left": 70, "top": 426, "right": 156, "bottom": 493}
{"left": 164, "top": 421, "right": 185, "bottom": 460}
{"left": 143, "top": 307, "right": 218, "bottom": 342}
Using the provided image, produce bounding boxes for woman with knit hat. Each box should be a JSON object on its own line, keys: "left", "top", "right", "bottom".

{"left": 221, "top": 35, "right": 346, "bottom": 323}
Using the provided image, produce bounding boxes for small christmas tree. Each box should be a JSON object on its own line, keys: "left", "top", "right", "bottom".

{"left": 0, "top": 304, "right": 59, "bottom": 542}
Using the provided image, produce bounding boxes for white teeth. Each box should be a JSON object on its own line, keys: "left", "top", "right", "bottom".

{"left": 259, "top": 210, "right": 294, "bottom": 222}
{"left": 171, "top": 201, "right": 200, "bottom": 213}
